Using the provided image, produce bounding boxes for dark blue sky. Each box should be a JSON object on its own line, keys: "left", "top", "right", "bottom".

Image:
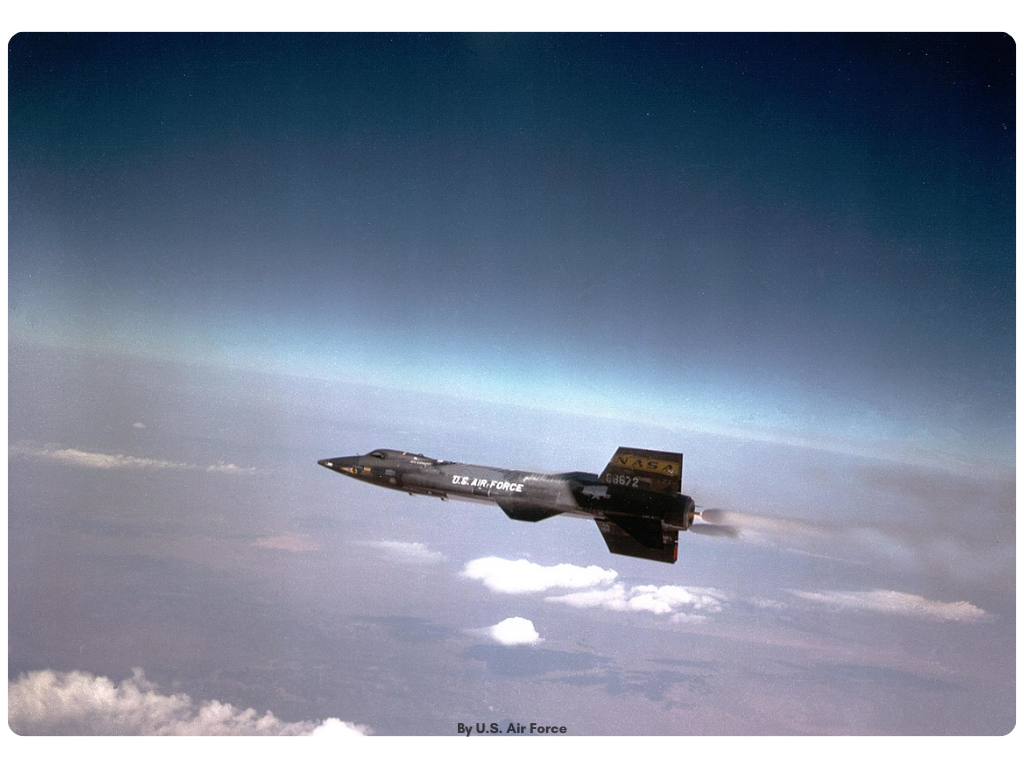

{"left": 7, "top": 33, "right": 1016, "bottom": 742}
{"left": 9, "top": 33, "right": 1015, "bottom": 468}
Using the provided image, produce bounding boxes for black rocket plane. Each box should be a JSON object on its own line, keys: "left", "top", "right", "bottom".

{"left": 319, "top": 447, "right": 720, "bottom": 563}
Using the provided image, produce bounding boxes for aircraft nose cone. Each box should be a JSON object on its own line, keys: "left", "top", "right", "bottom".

{"left": 318, "top": 455, "right": 360, "bottom": 474}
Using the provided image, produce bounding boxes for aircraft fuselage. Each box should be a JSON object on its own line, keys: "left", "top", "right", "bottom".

{"left": 318, "top": 447, "right": 696, "bottom": 563}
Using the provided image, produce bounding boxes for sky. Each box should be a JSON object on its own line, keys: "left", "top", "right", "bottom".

{"left": 6, "top": 29, "right": 1017, "bottom": 752}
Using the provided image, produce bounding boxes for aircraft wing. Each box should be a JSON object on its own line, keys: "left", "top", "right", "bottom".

{"left": 497, "top": 501, "right": 563, "bottom": 523}
{"left": 595, "top": 516, "right": 678, "bottom": 564}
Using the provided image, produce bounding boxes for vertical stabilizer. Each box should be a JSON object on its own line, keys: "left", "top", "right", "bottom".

{"left": 600, "top": 447, "right": 683, "bottom": 496}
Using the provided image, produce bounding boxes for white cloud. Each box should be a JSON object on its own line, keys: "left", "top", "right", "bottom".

{"left": 206, "top": 462, "right": 258, "bottom": 475}
{"left": 8, "top": 668, "right": 371, "bottom": 736}
{"left": 11, "top": 445, "right": 191, "bottom": 471}
{"left": 746, "top": 597, "right": 789, "bottom": 610}
{"left": 132, "top": 422, "right": 146, "bottom": 430}
{"left": 310, "top": 718, "right": 374, "bottom": 736}
{"left": 547, "top": 583, "right": 726, "bottom": 618}
{"left": 10, "top": 444, "right": 256, "bottom": 475}
{"left": 461, "top": 557, "right": 617, "bottom": 594}
{"left": 254, "top": 534, "right": 321, "bottom": 553}
{"left": 788, "top": 589, "right": 987, "bottom": 622}
{"left": 486, "top": 617, "right": 541, "bottom": 646}
{"left": 362, "top": 540, "right": 446, "bottom": 564}
{"left": 462, "top": 556, "right": 727, "bottom": 623}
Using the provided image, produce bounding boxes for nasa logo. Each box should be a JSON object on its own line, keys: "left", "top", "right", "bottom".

{"left": 612, "top": 453, "right": 679, "bottom": 477}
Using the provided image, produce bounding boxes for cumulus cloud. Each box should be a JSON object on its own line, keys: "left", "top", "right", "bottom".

{"left": 8, "top": 668, "right": 371, "bottom": 736}
{"left": 547, "top": 583, "right": 726, "bottom": 620}
{"left": 485, "top": 617, "right": 542, "bottom": 646}
{"left": 253, "top": 534, "right": 321, "bottom": 553}
{"left": 361, "top": 540, "right": 446, "bottom": 564}
{"left": 788, "top": 589, "right": 987, "bottom": 622}
{"left": 10, "top": 444, "right": 256, "bottom": 475}
{"left": 462, "top": 557, "right": 727, "bottom": 623}
{"left": 309, "top": 718, "right": 373, "bottom": 737}
{"left": 461, "top": 557, "right": 617, "bottom": 594}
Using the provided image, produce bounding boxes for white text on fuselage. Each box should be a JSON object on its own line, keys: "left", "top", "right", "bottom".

{"left": 451, "top": 476, "right": 524, "bottom": 493}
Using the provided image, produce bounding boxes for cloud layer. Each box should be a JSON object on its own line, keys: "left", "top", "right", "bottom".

{"left": 361, "top": 540, "right": 446, "bottom": 564}
{"left": 10, "top": 444, "right": 256, "bottom": 475}
{"left": 253, "top": 534, "right": 321, "bottom": 553}
{"left": 789, "top": 589, "right": 987, "bottom": 622}
{"left": 9, "top": 669, "right": 370, "bottom": 736}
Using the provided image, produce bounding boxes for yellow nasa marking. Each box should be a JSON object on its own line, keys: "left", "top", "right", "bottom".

{"left": 611, "top": 453, "right": 679, "bottom": 476}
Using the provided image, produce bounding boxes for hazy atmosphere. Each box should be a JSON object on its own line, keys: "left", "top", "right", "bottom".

{"left": 8, "top": 33, "right": 1015, "bottom": 743}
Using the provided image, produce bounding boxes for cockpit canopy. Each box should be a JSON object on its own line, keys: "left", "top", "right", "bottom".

{"left": 364, "top": 449, "right": 441, "bottom": 464}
